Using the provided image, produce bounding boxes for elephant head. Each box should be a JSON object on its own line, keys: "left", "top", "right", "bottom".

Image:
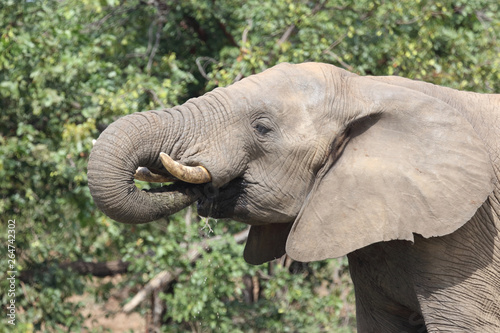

{"left": 88, "top": 62, "right": 495, "bottom": 264}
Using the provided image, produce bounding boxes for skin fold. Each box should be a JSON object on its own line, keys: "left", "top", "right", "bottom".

{"left": 87, "top": 62, "right": 500, "bottom": 332}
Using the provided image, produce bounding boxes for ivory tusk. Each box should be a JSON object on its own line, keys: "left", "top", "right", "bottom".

{"left": 159, "top": 152, "right": 212, "bottom": 184}
{"left": 134, "top": 167, "right": 177, "bottom": 183}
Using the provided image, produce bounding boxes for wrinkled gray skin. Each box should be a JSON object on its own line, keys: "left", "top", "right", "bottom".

{"left": 88, "top": 63, "right": 500, "bottom": 332}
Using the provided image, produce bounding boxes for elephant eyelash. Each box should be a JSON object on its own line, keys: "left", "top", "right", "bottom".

{"left": 254, "top": 123, "right": 272, "bottom": 135}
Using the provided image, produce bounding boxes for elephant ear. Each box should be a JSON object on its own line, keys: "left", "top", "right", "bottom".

{"left": 286, "top": 77, "right": 496, "bottom": 262}
{"left": 244, "top": 223, "right": 293, "bottom": 265}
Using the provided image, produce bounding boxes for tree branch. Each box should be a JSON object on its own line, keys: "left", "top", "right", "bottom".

{"left": 65, "top": 260, "right": 130, "bottom": 277}
{"left": 144, "top": 88, "right": 165, "bottom": 108}
{"left": 272, "top": 1, "right": 327, "bottom": 60}
{"left": 324, "top": 50, "right": 354, "bottom": 71}
{"left": 20, "top": 260, "right": 130, "bottom": 282}
{"left": 147, "top": 20, "right": 163, "bottom": 74}
{"left": 218, "top": 21, "right": 239, "bottom": 47}
{"left": 277, "top": 24, "right": 296, "bottom": 46}
{"left": 196, "top": 57, "right": 217, "bottom": 80}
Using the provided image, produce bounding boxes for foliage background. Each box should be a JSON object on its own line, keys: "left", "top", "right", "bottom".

{"left": 0, "top": 0, "right": 498, "bottom": 332}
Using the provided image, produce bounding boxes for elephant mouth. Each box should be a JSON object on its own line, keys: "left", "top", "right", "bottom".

{"left": 196, "top": 178, "right": 250, "bottom": 221}
{"left": 134, "top": 154, "right": 249, "bottom": 222}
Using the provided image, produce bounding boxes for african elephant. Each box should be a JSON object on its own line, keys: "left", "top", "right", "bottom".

{"left": 87, "top": 62, "right": 500, "bottom": 332}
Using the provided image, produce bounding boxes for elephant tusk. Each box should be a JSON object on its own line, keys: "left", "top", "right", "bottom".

{"left": 159, "top": 152, "right": 212, "bottom": 184}
{"left": 134, "top": 167, "right": 177, "bottom": 183}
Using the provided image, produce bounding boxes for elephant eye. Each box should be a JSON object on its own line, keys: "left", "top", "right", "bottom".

{"left": 254, "top": 123, "right": 271, "bottom": 135}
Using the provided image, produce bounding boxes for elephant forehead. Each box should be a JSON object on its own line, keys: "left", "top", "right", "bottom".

{"left": 232, "top": 64, "right": 326, "bottom": 99}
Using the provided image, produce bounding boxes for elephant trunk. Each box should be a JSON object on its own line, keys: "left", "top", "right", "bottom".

{"left": 87, "top": 110, "right": 200, "bottom": 224}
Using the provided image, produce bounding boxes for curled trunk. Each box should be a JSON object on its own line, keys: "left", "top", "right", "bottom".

{"left": 87, "top": 110, "right": 199, "bottom": 224}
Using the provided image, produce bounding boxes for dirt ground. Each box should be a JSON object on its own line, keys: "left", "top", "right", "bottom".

{"left": 68, "top": 275, "right": 146, "bottom": 333}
